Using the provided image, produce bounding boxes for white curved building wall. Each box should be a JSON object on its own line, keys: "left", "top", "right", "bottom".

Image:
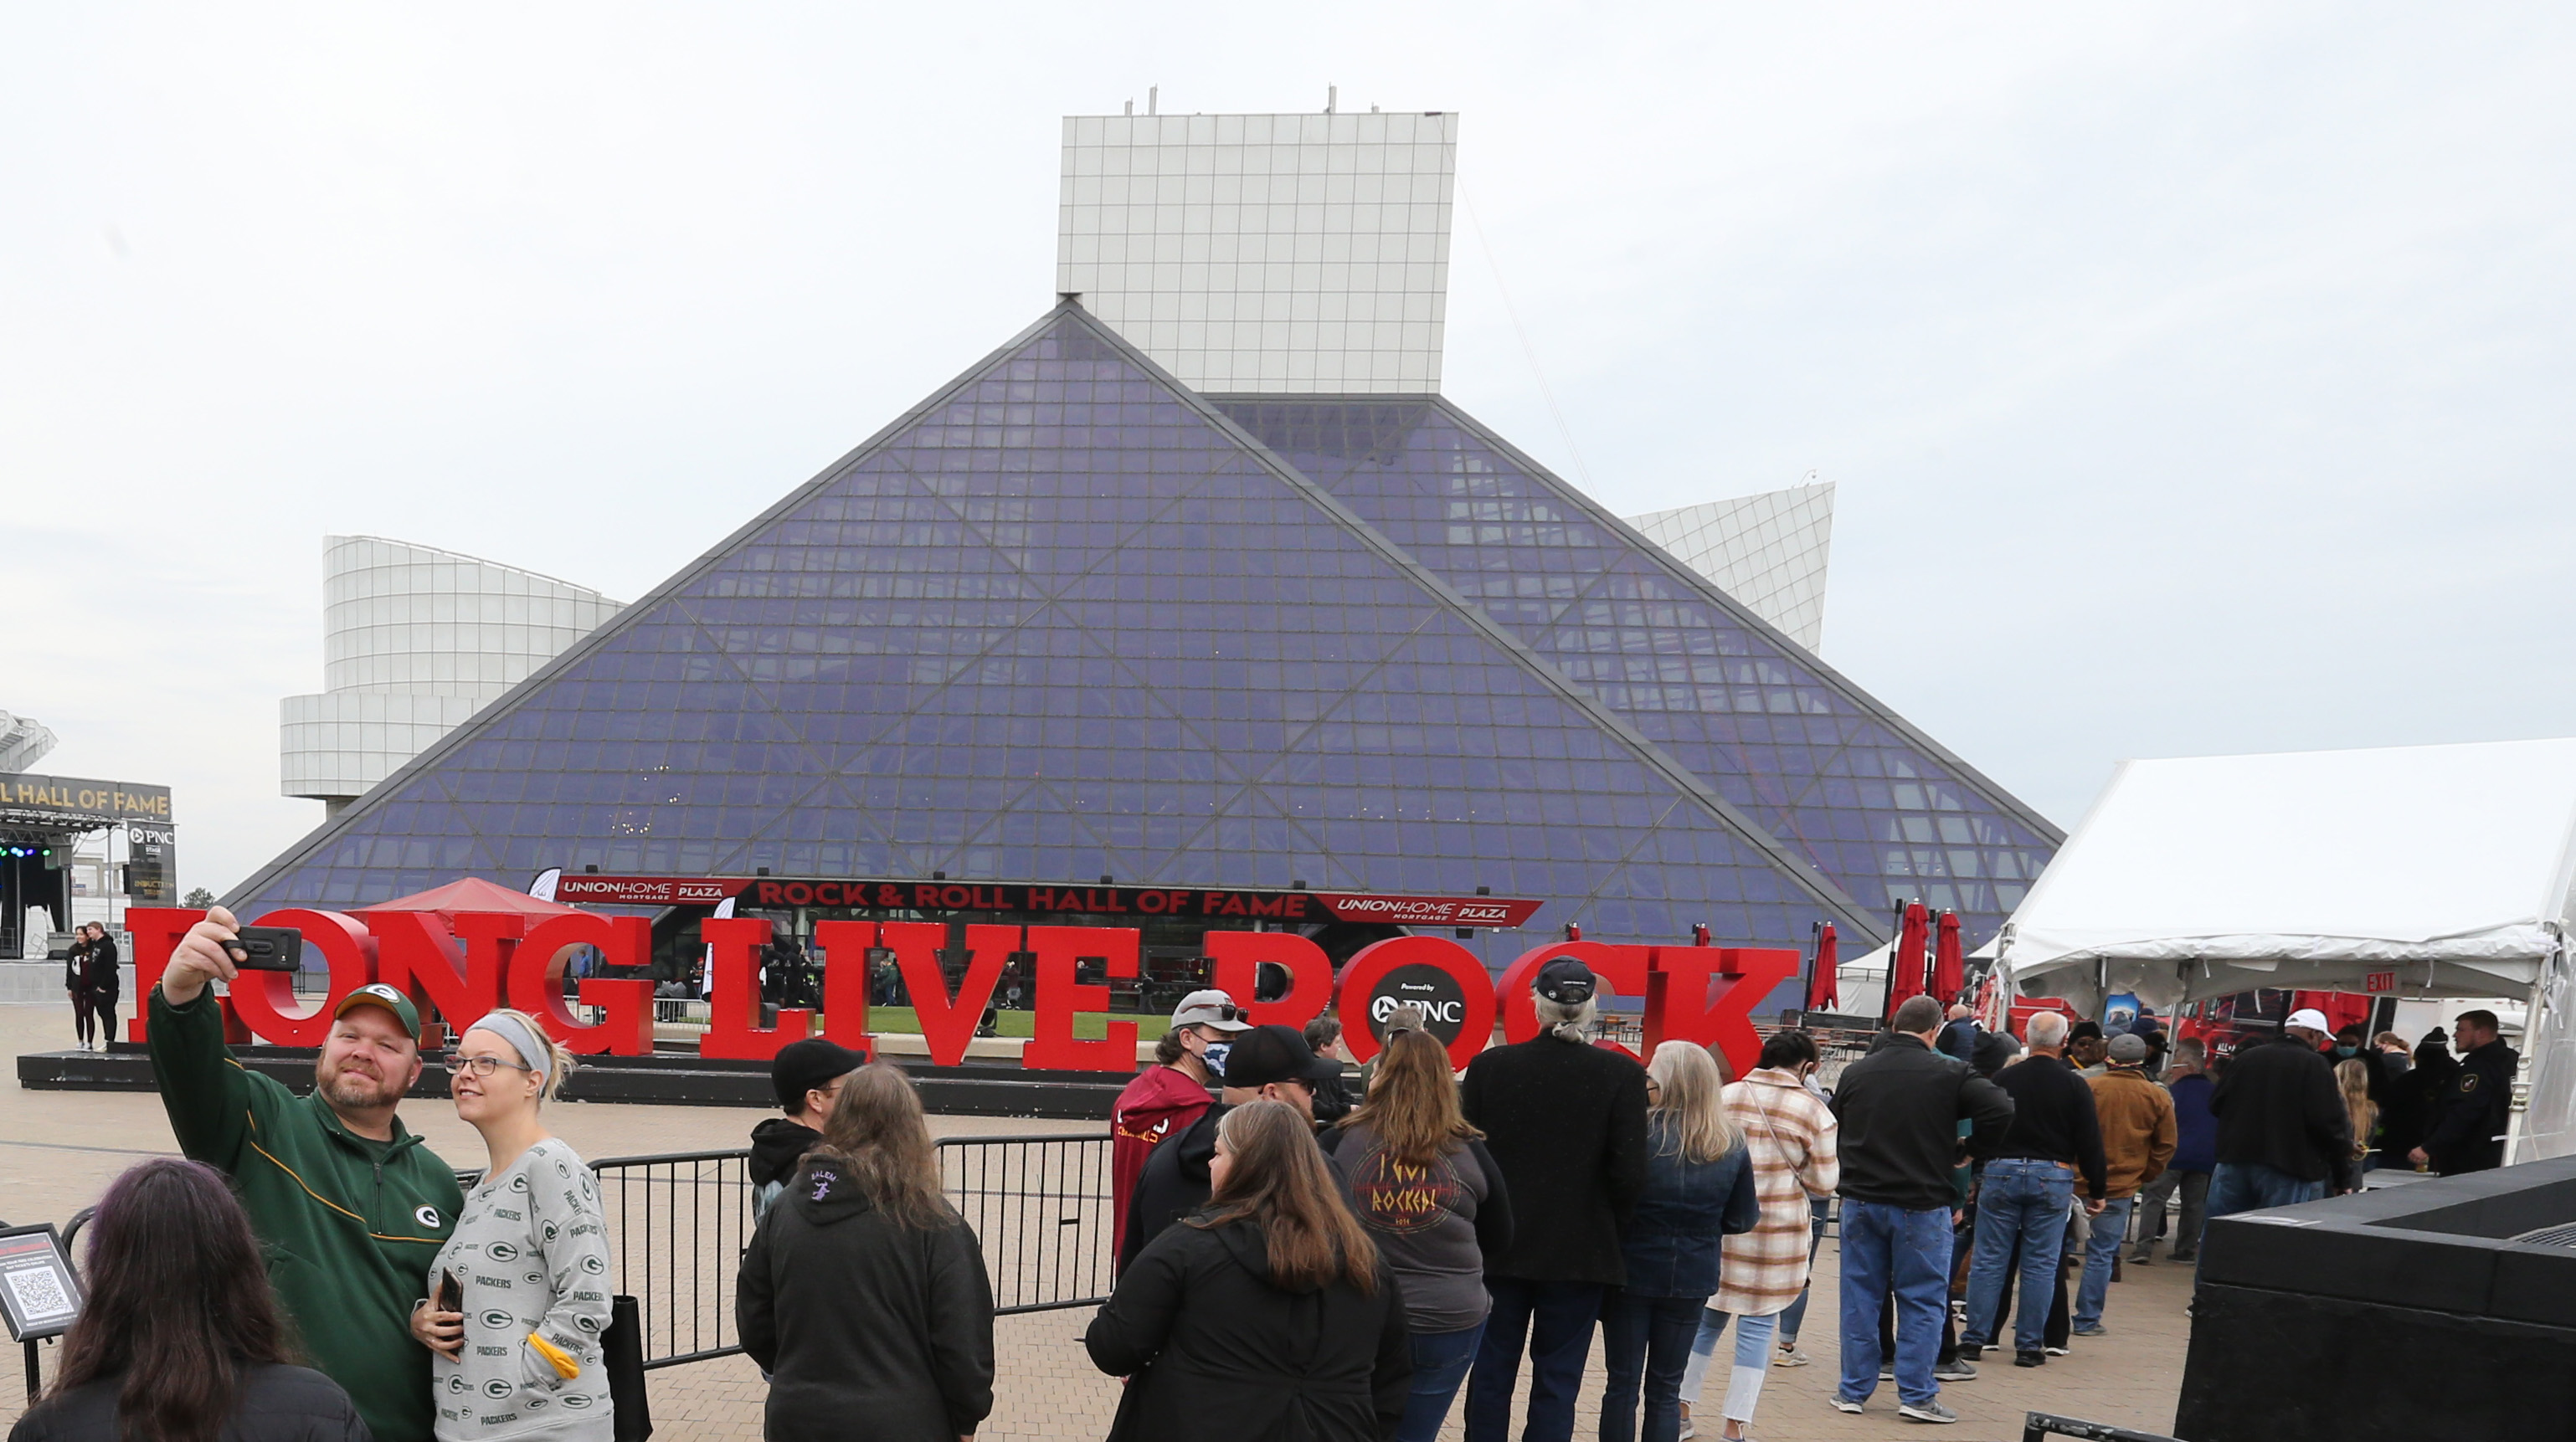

{"left": 1627, "top": 480, "right": 1836, "bottom": 653}
{"left": 281, "top": 536, "right": 621, "bottom": 807}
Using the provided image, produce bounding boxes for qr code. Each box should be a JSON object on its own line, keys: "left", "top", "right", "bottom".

{"left": 5, "top": 1265, "right": 75, "bottom": 1323}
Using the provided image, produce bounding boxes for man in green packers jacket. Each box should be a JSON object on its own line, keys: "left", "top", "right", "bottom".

{"left": 150, "top": 906, "right": 465, "bottom": 1442}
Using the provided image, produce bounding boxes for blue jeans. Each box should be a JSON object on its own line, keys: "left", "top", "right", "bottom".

{"left": 1466, "top": 1278, "right": 1603, "bottom": 1442}
{"left": 1395, "top": 1321, "right": 1485, "bottom": 1442}
{"left": 2205, "top": 1162, "right": 2327, "bottom": 1222}
{"left": 1836, "top": 1198, "right": 1951, "bottom": 1408}
{"left": 1776, "top": 1197, "right": 1831, "bottom": 1344}
{"left": 2073, "top": 1195, "right": 2134, "bottom": 1331}
{"left": 1681, "top": 1309, "right": 1778, "bottom": 1424}
{"left": 1598, "top": 1292, "right": 1704, "bottom": 1442}
{"left": 1960, "top": 1159, "right": 2073, "bottom": 1355}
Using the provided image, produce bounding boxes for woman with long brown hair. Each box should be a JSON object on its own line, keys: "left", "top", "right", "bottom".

{"left": 738, "top": 1063, "right": 995, "bottom": 1442}
{"left": 1088, "top": 1100, "right": 1413, "bottom": 1442}
{"left": 1324, "top": 1022, "right": 1515, "bottom": 1442}
{"left": 2335, "top": 1056, "right": 2379, "bottom": 1192}
{"left": 10, "top": 1157, "right": 366, "bottom": 1442}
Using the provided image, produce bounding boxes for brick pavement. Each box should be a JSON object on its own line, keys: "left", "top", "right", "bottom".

{"left": 5, "top": 1003, "right": 2193, "bottom": 1440}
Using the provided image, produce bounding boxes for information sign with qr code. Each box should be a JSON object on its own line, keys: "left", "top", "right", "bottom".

{"left": 0, "top": 1225, "right": 83, "bottom": 1342}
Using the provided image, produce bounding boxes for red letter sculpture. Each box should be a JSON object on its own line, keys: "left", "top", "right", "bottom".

{"left": 1021, "top": 926, "right": 1139, "bottom": 1072}
{"left": 1495, "top": 941, "right": 1651, "bottom": 1060}
{"left": 506, "top": 913, "right": 654, "bottom": 1055}
{"left": 372, "top": 910, "right": 506, "bottom": 1049}
{"left": 812, "top": 920, "right": 879, "bottom": 1057}
{"left": 122, "top": 906, "right": 203, "bottom": 1044}
{"left": 1642, "top": 946, "right": 1801, "bottom": 1080}
{"left": 229, "top": 910, "right": 376, "bottom": 1048}
{"left": 1207, "top": 931, "right": 1334, "bottom": 1031}
{"left": 883, "top": 921, "right": 1012, "bottom": 1068}
{"left": 699, "top": 916, "right": 815, "bottom": 1060}
{"left": 1336, "top": 936, "right": 1497, "bottom": 1070}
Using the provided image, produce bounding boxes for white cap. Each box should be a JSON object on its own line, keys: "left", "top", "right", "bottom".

{"left": 1170, "top": 989, "right": 1253, "bottom": 1033}
{"left": 2284, "top": 1008, "right": 2335, "bottom": 1036}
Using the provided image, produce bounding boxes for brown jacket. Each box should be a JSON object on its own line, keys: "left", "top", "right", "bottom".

{"left": 2087, "top": 1066, "right": 2178, "bottom": 1198}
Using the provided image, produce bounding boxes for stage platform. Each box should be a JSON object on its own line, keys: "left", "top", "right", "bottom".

{"left": 16, "top": 1041, "right": 1133, "bottom": 1120}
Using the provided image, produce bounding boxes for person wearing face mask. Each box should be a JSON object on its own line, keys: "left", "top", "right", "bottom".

{"left": 1121, "top": 1023, "right": 1342, "bottom": 1271}
{"left": 1112, "top": 990, "right": 1253, "bottom": 1268}
{"left": 409, "top": 1010, "right": 612, "bottom": 1442}
{"left": 147, "top": 907, "right": 465, "bottom": 1442}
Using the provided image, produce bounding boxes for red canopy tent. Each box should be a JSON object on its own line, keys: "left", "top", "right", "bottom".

{"left": 1807, "top": 921, "right": 1840, "bottom": 1011}
{"left": 352, "top": 877, "right": 584, "bottom": 925}
{"left": 1931, "top": 909, "right": 1965, "bottom": 1003}
{"left": 1884, "top": 901, "right": 1931, "bottom": 1019}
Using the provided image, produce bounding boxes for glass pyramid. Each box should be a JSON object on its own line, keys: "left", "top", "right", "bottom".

{"left": 230, "top": 307, "right": 1921, "bottom": 973}
{"left": 1212, "top": 399, "right": 2061, "bottom": 946}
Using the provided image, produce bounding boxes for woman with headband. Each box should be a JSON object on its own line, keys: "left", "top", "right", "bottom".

{"left": 408, "top": 1008, "right": 613, "bottom": 1442}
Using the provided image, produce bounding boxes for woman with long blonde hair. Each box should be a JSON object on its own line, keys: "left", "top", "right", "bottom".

{"left": 738, "top": 1064, "right": 995, "bottom": 1442}
{"left": 2335, "top": 1056, "right": 2379, "bottom": 1192}
{"left": 1089, "top": 1101, "right": 1411, "bottom": 1442}
{"left": 1324, "top": 1021, "right": 1517, "bottom": 1442}
{"left": 1598, "top": 1043, "right": 1759, "bottom": 1442}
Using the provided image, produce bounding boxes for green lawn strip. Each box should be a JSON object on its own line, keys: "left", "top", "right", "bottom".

{"left": 801, "top": 1007, "right": 1165, "bottom": 1041}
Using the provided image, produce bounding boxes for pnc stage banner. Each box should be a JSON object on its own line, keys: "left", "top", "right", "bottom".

{"left": 121, "top": 907, "right": 1800, "bottom": 1079}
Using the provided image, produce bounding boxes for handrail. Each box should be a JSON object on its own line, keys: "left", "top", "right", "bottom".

{"left": 2022, "top": 1412, "right": 2183, "bottom": 1442}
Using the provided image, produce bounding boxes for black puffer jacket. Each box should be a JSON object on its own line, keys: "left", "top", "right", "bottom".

{"left": 1087, "top": 1216, "right": 1412, "bottom": 1442}
{"left": 8, "top": 1365, "right": 366, "bottom": 1442}
{"left": 738, "top": 1156, "right": 996, "bottom": 1442}
{"left": 1830, "top": 1031, "right": 2016, "bottom": 1210}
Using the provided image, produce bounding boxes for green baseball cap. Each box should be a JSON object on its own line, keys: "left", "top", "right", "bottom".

{"left": 334, "top": 983, "right": 423, "bottom": 1041}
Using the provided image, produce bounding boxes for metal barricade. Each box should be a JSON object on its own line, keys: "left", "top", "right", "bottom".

{"left": 935, "top": 1134, "right": 1117, "bottom": 1316}
{"left": 589, "top": 1132, "right": 1116, "bottom": 1369}
{"left": 2022, "top": 1412, "right": 2180, "bottom": 1442}
{"left": 589, "top": 1150, "right": 754, "bottom": 1371}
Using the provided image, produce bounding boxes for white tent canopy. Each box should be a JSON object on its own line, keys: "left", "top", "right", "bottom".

{"left": 1995, "top": 737, "right": 2576, "bottom": 1161}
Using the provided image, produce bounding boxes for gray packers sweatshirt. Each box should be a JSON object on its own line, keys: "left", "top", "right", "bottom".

{"left": 426, "top": 1138, "right": 614, "bottom": 1442}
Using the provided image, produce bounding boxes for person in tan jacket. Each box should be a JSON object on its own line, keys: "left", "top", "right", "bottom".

{"left": 2074, "top": 1034, "right": 2176, "bottom": 1337}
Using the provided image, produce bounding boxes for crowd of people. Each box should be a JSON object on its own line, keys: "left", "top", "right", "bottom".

{"left": 10, "top": 909, "right": 2528, "bottom": 1442}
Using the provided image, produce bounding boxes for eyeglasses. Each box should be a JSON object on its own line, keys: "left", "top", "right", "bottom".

{"left": 446, "top": 1055, "right": 535, "bottom": 1078}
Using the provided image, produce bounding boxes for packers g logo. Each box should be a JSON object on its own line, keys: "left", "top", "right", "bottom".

{"left": 578, "top": 1255, "right": 606, "bottom": 1275}
{"left": 488, "top": 1241, "right": 521, "bottom": 1262}
{"left": 483, "top": 1379, "right": 514, "bottom": 1400}
{"left": 414, "top": 1205, "right": 443, "bottom": 1229}
{"left": 562, "top": 1393, "right": 596, "bottom": 1409}
{"left": 448, "top": 1376, "right": 469, "bottom": 1395}
{"left": 574, "top": 1313, "right": 602, "bottom": 1334}
{"left": 481, "top": 1309, "right": 515, "bottom": 1330}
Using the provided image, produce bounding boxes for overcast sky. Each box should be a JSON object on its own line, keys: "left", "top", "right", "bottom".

{"left": 8, "top": 3, "right": 2570, "bottom": 896}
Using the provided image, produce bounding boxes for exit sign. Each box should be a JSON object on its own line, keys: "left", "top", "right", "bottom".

{"left": 2364, "top": 971, "right": 2398, "bottom": 993}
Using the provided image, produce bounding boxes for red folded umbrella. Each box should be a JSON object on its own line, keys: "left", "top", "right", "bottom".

{"left": 1884, "top": 901, "right": 1930, "bottom": 1019}
{"left": 1807, "top": 921, "right": 1840, "bottom": 1012}
{"left": 1931, "top": 910, "right": 1964, "bottom": 1003}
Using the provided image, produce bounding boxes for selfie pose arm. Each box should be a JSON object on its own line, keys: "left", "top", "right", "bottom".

{"left": 145, "top": 907, "right": 265, "bottom": 1167}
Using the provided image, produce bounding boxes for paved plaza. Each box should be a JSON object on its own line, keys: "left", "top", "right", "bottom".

{"left": 2, "top": 1003, "right": 2192, "bottom": 1441}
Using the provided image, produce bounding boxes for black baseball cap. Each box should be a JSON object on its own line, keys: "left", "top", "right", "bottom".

{"left": 1216, "top": 1024, "right": 1340, "bottom": 1090}
{"left": 770, "top": 1038, "right": 867, "bottom": 1111}
{"left": 1535, "top": 957, "right": 1597, "bottom": 1004}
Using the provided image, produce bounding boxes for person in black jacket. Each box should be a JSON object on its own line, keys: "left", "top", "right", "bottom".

{"left": 2409, "top": 1009, "right": 2518, "bottom": 1175}
{"left": 738, "top": 1064, "right": 996, "bottom": 1442}
{"left": 66, "top": 922, "right": 120, "bottom": 1051}
{"left": 10, "top": 1156, "right": 368, "bottom": 1442}
{"left": 1087, "top": 1100, "right": 1413, "bottom": 1442}
{"left": 1458, "top": 958, "right": 1650, "bottom": 1442}
{"left": 1956, "top": 1011, "right": 2106, "bottom": 1368}
{"left": 749, "top": 1038, "right": 868, "bottom": 1221}
{"left": 1123, "top": 1024, "right": 1344, "bottom": 1270}
{"left": 1825, "top": 995, "right": 2014, "bottom": 1425}
{"left": 2205, "top": 1009, "right": 2352, "bottom": 1224}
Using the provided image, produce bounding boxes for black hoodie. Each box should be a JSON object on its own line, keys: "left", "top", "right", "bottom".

{"left": 748, "top": 1117, "right": 823, "bottom": 1221}
{"left": 1087, "top": 1214, "right": 1411, "bottom": 1442}
{"left": 738, "top": 1155, "right": 996, "bottom": 1442}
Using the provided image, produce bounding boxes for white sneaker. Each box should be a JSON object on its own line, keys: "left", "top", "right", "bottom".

{"left": 1773, "top": 1344, "right": 1811, "bottom": 1368}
